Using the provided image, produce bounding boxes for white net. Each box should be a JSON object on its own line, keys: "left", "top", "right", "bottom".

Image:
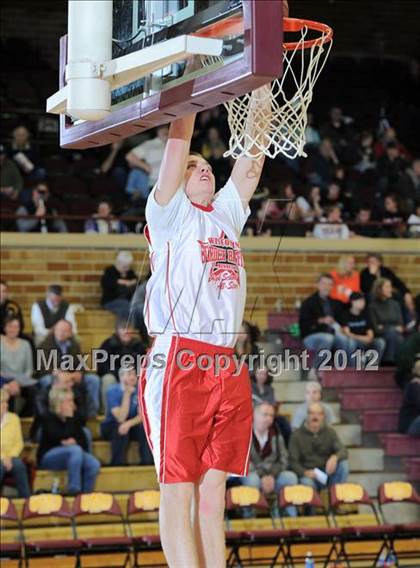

{"left": 203, "top": 24, "right": 332, "bottom": 160}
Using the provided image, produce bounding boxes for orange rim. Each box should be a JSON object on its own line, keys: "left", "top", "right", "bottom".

{"left": 283, "top": 17, "right": 333, "bottom": 51}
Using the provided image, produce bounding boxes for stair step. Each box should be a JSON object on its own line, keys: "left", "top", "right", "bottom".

{"left": 272, "top": 381, "right": 306, "bottom": 402}
{"left": 362, "top": 409, "right": 399, "bottom": 432}
{"left": 338, "top": 389, "right": 402, "bottom": 410}
{"left": 380, "top": 434, "right": 420, "bottom": 457}
{"left": 33, "top": 465, "right": 158, "bottom": 493}
{"left": 405, "top": 458, "right": 420, "bottom": 481}
{"left": 322, "top": 369, "right": 395, "bottom": 388}
{"left": 335, "top": 424, "right": 362, "bottom": 446}
{"left": 347, "top": 472, "right": 407, "bottom": 497}
{"left": 348, "top": 448, "right": 384, "bottom": 472}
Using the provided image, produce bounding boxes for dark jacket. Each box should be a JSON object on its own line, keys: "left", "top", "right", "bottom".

{"left": 37, "top": 412, "right": 88, "bottom": 463}
{"left": 299, "top": 293, "right": 343, "bottom": 339}
{"left": 289, "top": 423, "right": 348, "bottom": 477}
{"left": 101, "top": 266, "right": 137, "bottom": 305}
{"left": 368, "top": 298, "right": 403, "bottom": 334}
{"left": 36, "top": 334, "right": 82, "bottom": 377}
{"left": 97, "top": 334, "right": 146, "bottom": 378}
{"left": 398, "top": 379, "right": 420, "bottom": 433}
{"left": 360, "top": 266, "right": 410, "bottom": 299}
{"left": 249, "top": 426, "right": 289, "bottom": 477}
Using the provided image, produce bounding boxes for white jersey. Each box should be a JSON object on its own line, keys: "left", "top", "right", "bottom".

{"left": 143, "top": 178, "right": 250, "bottom": 348}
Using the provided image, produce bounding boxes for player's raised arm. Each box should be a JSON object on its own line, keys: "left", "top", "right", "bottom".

{"left": 231, "top": 83, "right": 271, "bottom": 206}
{"left": 154, "top": 113, "right": 196, "bottom": 206}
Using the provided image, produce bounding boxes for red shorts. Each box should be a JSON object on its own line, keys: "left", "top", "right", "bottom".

{"left": 138, "top": 335, "right": 253, "bottom": 484}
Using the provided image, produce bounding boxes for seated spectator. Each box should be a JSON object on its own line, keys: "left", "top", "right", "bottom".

{"left": 251, "top": 365, "right": 276, "bottom": 407}
{"left": 289, "top": 402, "right": 349, "bottom": 490}
{"left": 299, "top": 274, "right": 348, "bottom": 373}
{"left": 37, "top": 320, "right": 100, "bottom": 417}
{"left": 16, "top": 183, "right": 67, "bottom": 233}
{"left": 0, "top": 315, "right": 37, "bottom": 416}
{"left": 0, "top": 143, "right": 23, "bottom": 201}
{"left": 291, "top": 381, "right": 336, "bottom": 430}
{"left": 295, "top": 185, "right": 323, "bottom": 222}
{"left": 32, "top": 370, "right": 89, "bottom": 442}
{"left": 37, "top": 389, "right": 100, "bottom": 495}
{"left": 101, "top": 251, "right": 137, "bottom": 320}
{"left": 124, "top": 126, "right": 168, "bottom": 210}
{"left": 10, "top": 125, "right": 45, "bottom": 183}
{"left": 394, "top": 332, "right": 420, "bottom": 389}
{"left": 368, "top": 279, "right": 404, "bottom": 363}
{"left": 374, "top": 127, "right": 410, "bottom": 161}
{"left": 407, "top": 203, "right": 420, "bottom": 238}
{"left": 397, "top": 158, "right": 420, "bottom": 212}
{"left": 353, "top": 206, "right": 379, "bottom": 238}
{"left": 99, "top": 140, "right": 128, "bottom": 190}
{"left": 353, "top": 131, "right": 376, "bottom": 173}
{"left": 360, "top": 252, "right": 415, "bottom": 320}
{"left": 330, "top": 255, "right": 360, "bottom": 304}
{"left": 84, "top": 199, "right": 128, "bottom": 234}
{"left": 235, "top": 321, "right": 260, "bottom": 367}
{"left": 31, "top": 284, "right": 78, "bottom": 346}
{"left": 320, "top": 107, "right": 354, "bottom": 153}
{"left": 100, "top": 367, "right": 153, "bottom": 466}
{"left": 97, "top": 318, "right": 146, "bottom": 411}
{"left": 305, "top": 138, "right": 339, "bottom": 187}
{"left": 398, "top": 361, "right": 420, "bottom": 437}
{"left": 376, "top": 142, "right": 408, "bottom": 195}
{"left": 241, "top": 402, "right": 298, "bottom": 516}
{"left": 378, "top": 194, "right": 405, "bottom": 238}
{"left": 0, "top": 389, "right": 31, "bottom": 497}
{"left": 313, "top": 206, "right": 351, "bottom": 240}
{"left": 321, "top": 181, "right": 343, "bottom": 211}
{"left": 0, "top": 280, "right": 24, "bottom": 334}
{"left": 341, "top": 292, "right": 386, "bottom": 365}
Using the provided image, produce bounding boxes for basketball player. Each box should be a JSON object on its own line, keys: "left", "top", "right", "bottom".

{"left": 138, "top": 11, "right": 287, "bottom": 559}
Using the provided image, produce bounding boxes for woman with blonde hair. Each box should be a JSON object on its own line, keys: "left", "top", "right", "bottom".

{"left": 330, "top": 255, "right": 360, "bottom": 304}
{"left": 37, "top": 388, "right": 100, "bottom": 495}
{"left": 368, "top": 278, "right": 404, "bottom": 363}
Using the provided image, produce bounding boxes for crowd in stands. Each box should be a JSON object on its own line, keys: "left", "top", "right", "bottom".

{"left": 1, "top": 106, "right": 420, "bottom": 237}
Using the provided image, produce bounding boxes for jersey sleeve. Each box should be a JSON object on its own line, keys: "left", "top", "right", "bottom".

{"left": 213, "top": 177, "right": 251, "bottom": 235}
{"left": 145, "top": 183, "right": 190, "bottom": 249}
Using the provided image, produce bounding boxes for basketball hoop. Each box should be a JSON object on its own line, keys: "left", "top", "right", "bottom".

{"left": 207, "top": 17, "right": 333, "bottom": 160}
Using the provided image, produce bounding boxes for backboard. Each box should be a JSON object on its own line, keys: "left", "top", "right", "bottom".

{"left": 56, "top": 0, "right": 284, "bottom": 149}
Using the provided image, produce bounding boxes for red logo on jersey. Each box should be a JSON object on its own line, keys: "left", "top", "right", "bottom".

{"left": 198, "top": 231, "right": 244, "bottom": 289}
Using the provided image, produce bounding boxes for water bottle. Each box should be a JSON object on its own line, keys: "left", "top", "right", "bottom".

{"left": 385, "top": 551, "right": 397, "bottom": 567}
{"left": 51, "top": 477, "right": 60, "bottom": 494}
{"left": 305, "top": 551, "right": 315, "bottom": 568}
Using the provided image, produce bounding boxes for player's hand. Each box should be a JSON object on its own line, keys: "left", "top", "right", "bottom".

{"left": 118, "top": 421, "right": 131, "bottom": 436}
{"left": 261, "top": 475, "right": 275, "bottom": 494}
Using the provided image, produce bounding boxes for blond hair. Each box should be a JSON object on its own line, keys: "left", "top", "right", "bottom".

{"left": 337, "top": 255, "right": 354, "bottom": 275}
{"left": 49, "top": 388, "right": 74, "bottom": 415}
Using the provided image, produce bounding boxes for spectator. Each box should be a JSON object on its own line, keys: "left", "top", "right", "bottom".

{"left": 378, "top": 194, "right": 405, "bottom": 238}
{"left": 407, "top": 203, "right": 420, "bottom": 238}
{"left": 341, "top": 292, "right": 386, "bottom": 365}
{"left": 37, "top": 389, "right": 100, "bottom": 495}
{"left": 32, "top": 370, "right": 89, "bottom": 442}
{"left": 330, "top": 255, "right": 360, "bottom": 304}
{"left": 99, "top": 140, "right": 128, "bottom": 190}
{"left": 291, "top": 382, "right": 337, "bottom": 430}
{"left": 0, "top": 315, "right": 37, "bottom": 416}
{"left": 124, "top": 126, "right": 169, "bottom": 207}
{"left": 368, "top": 278, "right": 404, "bottom": 363}
{"left": 295, "top": 185, "right": 323, "bottom": 222}
{"left": 320, "top": 107, "right": 354, "bottom": 152}
{"left": 97, "top": 318, "right": 146, "bottom": 411}
{"left": 398, "top": 361, "right": 420, "bottom": 437}
{"left": 241, "top": 402, "right": 298, "bottom": 516}
{"left": 9, "top": 126, "right": 45, "bottom": 183}
{"left": 306, "top": 138, "right": 339, "bottom": 186}
{"left": 397, "top": 158, "right": 420, "bottom": 212}
{"left": 353, "top": 206, "right": 379, "bottom": 238}
{"left": 16, "top": 183, "right": 67, "bottom": 234}
{"left": 251, "top": 365, "right": 276, "bottom": 407}
{"left": 353, "top": 131, "right": 376, "bottom": 173}
{"left": 37, "top": 319, "right": 100, "bottom": 417}
{"left": 100, "top": 367, "right": 153, "bottom": 466}
{"left": 289, "top": 402, "right": 349, "bottom": 490}
{"left": 376, "top": 142, "right": 407, "bottom": 195}
{"left": 313, "top": 206, "right": 351, "bottom": 240}
{"left": 235, "top": 321, "right": 260, "bottom": 367}
{"left": 101, "top": 251, "right": 137, "bottom": 320}
{"left": 321, "top": 182, "right": 343, "bottom": 211}
{"left": 299, "top": 274, "right": 348, "bottom": 373}
{"left": 0, "top": 388, "right": 31, "bottom": 497}
{"left": 0, "top": 143, "right": 23, "bottom": 200}
{"left": 0, "top": 280, "right": 24, "bottom": 334}
{"left": 31, "top": 284, "right": 78, "bottom": 346}
{"left": 374, "top": 127, "right": 410, "bottom": 161}
{"left": 360, "top": 253, "right": 414, "bottom": 319}
{"left": 84, "top": 199, "right": 128, "bottom": 234}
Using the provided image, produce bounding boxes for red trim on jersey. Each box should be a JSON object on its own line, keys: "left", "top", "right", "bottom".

{"left": 138, "top": 358, "right": 153, "bottom": 452}
{"left": 144, "top": 223, "right": 152, "bottom": 246}
{"left": 165, "top": 242, "right": 177, "bottom": 331}
{"left": 191, "top": 201, "right": 214, "bottom": 212}
{"left": 159, "top": 335, "right": 178, "bottom": 482}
